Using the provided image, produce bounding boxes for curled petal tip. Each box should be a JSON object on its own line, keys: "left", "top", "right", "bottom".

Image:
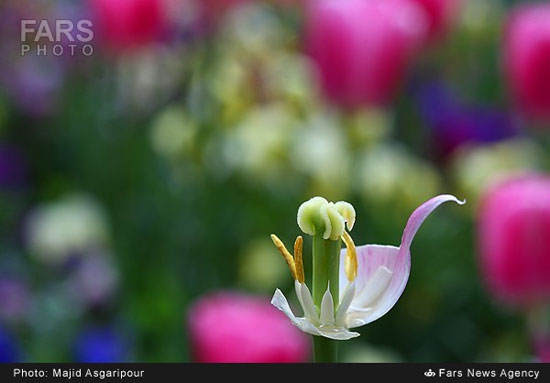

{"left": 442, "top": 194, "right": 466, "bottom": 205}
{"left": 401, "top": 194, "right": 466, "bottom": 252}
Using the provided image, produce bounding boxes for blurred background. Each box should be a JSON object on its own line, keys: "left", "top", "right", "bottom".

{"left": 0, "top": 0, "right": 549, "bottom": 363}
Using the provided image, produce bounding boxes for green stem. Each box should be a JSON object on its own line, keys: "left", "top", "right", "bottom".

{"left": 314, "top": 336, "right": 339, "bottom": 363}
{"left": 311, "top": 235, "right": 341, "bottom": 363}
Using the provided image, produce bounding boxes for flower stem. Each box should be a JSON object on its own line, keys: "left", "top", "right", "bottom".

{"left": 314, "top": 335, "right": 339, "bottom": 363}
{"left": 311, "top": 235, "right": 341, "bottom": 363}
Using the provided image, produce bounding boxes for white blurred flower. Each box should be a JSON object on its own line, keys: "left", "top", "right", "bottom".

{"left": 238, "top": 238, "right": 289, "bottom": 293}
{"left": 26, "top": 194, "right": 109, "bottom": 263}
{"left": 263, "top": 53, "right": 320, "bottom": 111}
{"left": 219, "top": 2, "right": 293, "bottom": 57}
{"left": 116, "top": 45, "right": 186, "bottom": 112}
{"left": 219, "top": 104, "right": 297, "bottom": 184}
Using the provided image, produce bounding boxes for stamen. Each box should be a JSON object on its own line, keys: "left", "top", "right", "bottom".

{"left": 293, "top": 236, "right": 305, "bottom": 283}
{"left": 271, "top": 234, "right": 297, "bottom": 280}
{"left": 341, "top": 231, "right": 358, "bottom": 281}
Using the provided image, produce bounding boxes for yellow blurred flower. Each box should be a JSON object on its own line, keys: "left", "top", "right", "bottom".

{"left": 355, "top": 144, "right": 442, "bottom": 211}
{"left": 150, "top": 105, "right": 198, "bottom": 161}
{"left": 238, "top": 238, "right": 289, "bottom": 293}
{"left": 450, "top": 138, "right": 545, "bottom": 209}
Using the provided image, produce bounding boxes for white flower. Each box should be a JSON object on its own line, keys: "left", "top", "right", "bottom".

{"left": 271, "top": 195, "right": 465, "bottom": 340}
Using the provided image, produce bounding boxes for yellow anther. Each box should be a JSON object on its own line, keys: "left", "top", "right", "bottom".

{"left": 341, "top": 231, "right": 358, "bottom": 281}
{"left": 271, "top": 234, "right": 297, "bottom": 280}
{"left": 293, "top": 236, "right": 305, "bottom": 283}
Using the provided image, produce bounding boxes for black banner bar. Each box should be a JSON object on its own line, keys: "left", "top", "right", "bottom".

{"left": 0, "top": 363, "right": 548, "bottom": 383}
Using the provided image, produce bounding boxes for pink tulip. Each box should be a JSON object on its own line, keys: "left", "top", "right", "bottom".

{"left": 305, "top": 0, "right": 428, "bottom": 107}
{"left": 478, "top": 175, "right": 550, "bottom": 306}
{"left": 89, "top": 0, "right": 168, "bottom": 52}
{"left": 503, "top": 4, "right": 550, "bottom": 120}
{"left": 409, "top": 0, "right": 461, "bottom": 42}
{"left": 187, "top": 292, "right": 310, "bottom": 363}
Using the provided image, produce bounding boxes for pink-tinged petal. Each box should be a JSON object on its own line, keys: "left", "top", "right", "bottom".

{"left": 352, "top": 266, "right": 393, "bottom": 308}
{"left": 345, "top": 245, "right": 408, "bottom": 327}
{"left": 340, "top": 194, "right": 464, "bottom": 327}
{"left": 400, "top": 194, "right": 465, "bottom": 251}
{"left": 339, "top": 245, "right": 403, "bottom": 299}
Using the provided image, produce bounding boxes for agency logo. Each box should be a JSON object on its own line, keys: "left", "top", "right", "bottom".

{"left": 424, "top": 369, "right": 436, "bottom": 378}
{"left": 20, "top": 19, "right": 94, "bottom": 56}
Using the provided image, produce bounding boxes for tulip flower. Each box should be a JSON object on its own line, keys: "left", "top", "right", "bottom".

{"left": 188, "top": 292, "right": 310, "bottom": 363}
{"left": 478, "top": 175, "right": 550, "bottom": 362}
{"left": 503, "top": 4, "right": 550, "bottom": 121}
{"left": 409, "top": 0, "right": 461, "bottom": 42}
{"left": 478, "top": 175, "right": 550, "bottom": 306}
{"left": 271, "top": 195, "right": 464, "bottom": 361}
{"left": 305, "top": 0, "right": 428, "bottom": 107}
{"left": 90, "top": 0, "right": 167, "bottom": 52}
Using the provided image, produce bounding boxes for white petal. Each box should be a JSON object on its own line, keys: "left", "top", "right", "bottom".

{"left": 336, "top": 281, "right": 356, "bottom": 325}
{"left": 299, "top": 283, "right": 319, "bottom": 323}
{"left": 352, "top": 266, "right": 393, "bottom": 309}
{"left": 319, "top": 286, "right": 335, "bottom": 326}
{"left": 316, "top": 326, "right": 360, "bottom": 341}
{"left": 271, "top": 289, "right": 360, "bottom": 340}
{"left": 271, "top": 288, "right": 299, "bottom": 322}
{"left": 294, "top": 279, "right": 305, "bottom": 312}
{"left": 271, "top": 289, "right": 324, "bottom": 337}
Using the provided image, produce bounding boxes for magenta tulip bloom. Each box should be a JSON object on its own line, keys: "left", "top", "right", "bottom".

{"left": 409, "top": 0, "right": 461, "bottom": 42}
{"left": 478, "top": 175, "right": 550, "bottom": 306}
{"left": 187, "top": 292, "right": 310, "bottom": 363}
{"left": 90, "top": 0, "right": 167, "bottom": 52}
{"left": 305, "top": 0, "right": 428, "bottom": 107}
{"left": 503, "top": 4, "right": 550, "bottom": 120}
